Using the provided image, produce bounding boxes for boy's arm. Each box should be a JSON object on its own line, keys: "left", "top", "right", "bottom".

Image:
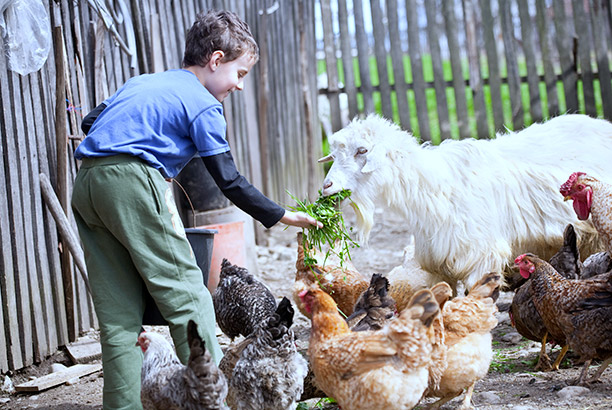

{"left": 201, "top": 151, "right": 286, "bottom": 228}
{"left": 81, "top": 102, "right": 107, "bottom": 135}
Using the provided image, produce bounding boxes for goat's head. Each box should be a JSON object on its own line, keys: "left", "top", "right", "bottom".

{"left": 319, "top": 114, "right": 407, "bottom": 241}
{"left": 320, "top": 114, "right": 399, "bottom": 196}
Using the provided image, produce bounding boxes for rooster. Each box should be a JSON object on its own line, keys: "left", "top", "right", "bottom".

{"left": 213, "top": 258, "right": 277, "bottom": 340}
{"left": 345, "top": 273, "right": 397, "bottom": 331}
{"left": 515, "top": 253, "right": 612, "bottom": 385}
{"left": 560, "top": 172, "right": 612, "bottom": 254}
{"left": 226, "top": 296, "right": 308, "bottom": 410}
{"left": 137, "top": 320, "right": 228, "bottom": 409}
{"left": 426, "top": 272, "right": 502, "bottom": 410}
{"left": 299, "top": 286, "right": 439, "bottom": 410}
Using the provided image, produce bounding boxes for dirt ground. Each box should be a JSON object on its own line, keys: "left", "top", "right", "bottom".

{"left": 2, "top": 206, "right": 612, "bottom": 409}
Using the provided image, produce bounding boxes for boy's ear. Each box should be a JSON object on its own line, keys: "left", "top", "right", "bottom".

{"left": 209, "top": 50, "right": 225, "bottom": 70}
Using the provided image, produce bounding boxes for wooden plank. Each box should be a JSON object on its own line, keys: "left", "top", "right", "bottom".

{"left": 590, "top": 0, "right": 612, "bottom": 119}
{"left": 27, "top": 73, "right": 59, "bottom": 357}
{"left": 499, "top": 0, "right": 524, "bottom": 130}
{"left": 65, "top": 336, "right": 101, "bottom": 364}
{"left": 15, "top": 363, "right": 102, "bottom": 392}
{"left": 7, "top": 70, "right": 34, "bottom": 367}
{"left": 553, "top": 0, "right": 578, "bottom": 112}
{"left": 353, "top": 0, "right": 374, "bottom": 114}
{"left": 572, "top": 0, "right": 596, "bottom": 116}
{"left": 386, "top": 0, "right": 411, "bottom": 131}
{"left": 369, "top": 0, "right": 393, "bottom": 120}
{"left": 462, "top": 0, "right": 488, "bottom": 138}
{"left": 130, "top": 0, "right": 151, "bottom": 73}
{"left": 535, "top": 0, "right": 559, "bottom": 117}
{"left": 479, "top": 0, "right": 504, "bottom": 131}
{"left": 0, "top": 49, "right": 21, "bottom": 371}
{"left": 442, "top": 0, "right": 471, "bottom": 138}
{"left": 19, "top": 73, "right": 49, "bottom": 363}
{"left": 337, "top": 0, "right": 359, "bottom": 120}
{"left": 405, "top": 0, "right": 431, "bottom": 141}
{"left": 38, "top": 32, "right": 69, "bottom": 349}
{"left": 320, "top": 0, "right": 342, "bottom": 132}
{"left": 517, "top": 0, "right": 543, "bottom": 123}
{"left": 423, "top": 0, "right": 451, "bottom": 139}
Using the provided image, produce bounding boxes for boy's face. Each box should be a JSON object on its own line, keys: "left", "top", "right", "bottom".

{"left": 206, "top": 51, "right": 257, "bottom": 102}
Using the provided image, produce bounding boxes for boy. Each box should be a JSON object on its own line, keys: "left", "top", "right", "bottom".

{"left": 71, "top": 10, "right": 321, "bottom": 409}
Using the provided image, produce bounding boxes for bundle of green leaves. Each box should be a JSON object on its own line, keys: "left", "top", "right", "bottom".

{"left": 287, "top": 189, "right": 359, "bottom": 267}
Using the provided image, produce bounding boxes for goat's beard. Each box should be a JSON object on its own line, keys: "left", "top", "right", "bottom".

{"left": 350, "top": 195, "right": 375, "bottom": 244}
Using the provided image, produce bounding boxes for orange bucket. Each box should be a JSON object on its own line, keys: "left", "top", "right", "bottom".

{"left": 199, "top": 220, "right": 246, "bottom": 292}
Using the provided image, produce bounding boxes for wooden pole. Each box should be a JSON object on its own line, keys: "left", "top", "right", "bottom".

{"left": 39, "top": 173, "right": 91, "bottom": 295}
{"left": 53, "top": 24, "right": 76, "bottom": 342}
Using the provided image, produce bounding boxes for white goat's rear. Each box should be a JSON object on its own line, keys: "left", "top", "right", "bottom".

{"left": 321, "top": 114, "right": 612, "bottom": 290}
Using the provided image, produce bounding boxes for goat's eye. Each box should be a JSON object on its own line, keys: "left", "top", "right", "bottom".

{"left": 356, "top": 147, "right": 368, "bottom": 155}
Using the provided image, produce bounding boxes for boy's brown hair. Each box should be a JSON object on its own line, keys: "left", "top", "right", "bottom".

{"left": 182, "top": 10, "right": 259, "bottom": 68}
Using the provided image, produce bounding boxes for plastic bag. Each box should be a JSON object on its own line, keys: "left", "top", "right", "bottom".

{"left": 1, "top": 0, "right": 51, "bottom": 76}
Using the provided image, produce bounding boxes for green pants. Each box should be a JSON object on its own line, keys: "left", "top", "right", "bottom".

{"left": 71, "top": 155, "right": 223, "bottom": 410}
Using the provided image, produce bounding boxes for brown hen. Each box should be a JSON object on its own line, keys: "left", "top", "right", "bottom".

{"left": 300, "top": 286, "right": 439, "bottom": 410}
{"left": 510, "top": 223, "right": 582, "bottom": 371}
{"left": 515, "top": 253, "right": 612, "bottom": 385}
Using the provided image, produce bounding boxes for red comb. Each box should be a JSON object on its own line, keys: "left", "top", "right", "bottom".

{"left": 514, "top": 254, "right": 526, "bottom": 264}
{"left": 560, "top": 172, "right": 585, "bottom": 195}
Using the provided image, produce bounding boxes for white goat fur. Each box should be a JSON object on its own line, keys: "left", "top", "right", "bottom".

{"left": 322, "top": 114, "right": 612, "bottom": 290}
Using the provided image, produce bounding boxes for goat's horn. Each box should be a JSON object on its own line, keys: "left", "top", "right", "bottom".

{"left": 318, "top": 154, "right": 334, "bottom": 163}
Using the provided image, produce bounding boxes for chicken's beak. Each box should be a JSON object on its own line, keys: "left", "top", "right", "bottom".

{"left": 563, "top": 195, "right": 572, "bottom": 201}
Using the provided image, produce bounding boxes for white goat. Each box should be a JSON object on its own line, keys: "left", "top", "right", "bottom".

{"left": 320, "top": 114, "right": 612, "bottom": 290}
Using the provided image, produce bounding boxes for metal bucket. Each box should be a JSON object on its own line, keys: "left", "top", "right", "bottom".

{"left": 142, "top": 228, "right": 217, "bottom": 326}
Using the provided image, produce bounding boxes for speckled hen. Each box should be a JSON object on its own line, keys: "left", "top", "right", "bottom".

{"left": 227, "top": 297, "right": 308, "bottom": 410}
{"left": 137, "top": 320, "right": 228, "bottom": 409}
{"left": 213, "top": 258, "right": 277, "bottom": 340}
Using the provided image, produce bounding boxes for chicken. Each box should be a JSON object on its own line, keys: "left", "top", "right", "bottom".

{"left": 581, "top": 250, "right": 612, "bottom": 278}
{"left": 226, "top": 296, "right": 309, "bottom": 410}
{"left": 213, "top": 258, "right": 277, "bottom": 340}
{"left": 294, "top": 232, "right": 369, "bottom": 317}
{"left": 300, "top": 286, "right": 439, "bottom": 410}
{"left": 137, "top": 320, "right": 228, "bottom": 409}
{"left": 345, "top": 273, "right": 397, "bottom": 331}
{"left": 294, "top": 233, "right": 427, "bottom": 318}
{"left": 510, "top": 224, "right": 583, "bottom": 371}
{"left": 515, "top": 253, "right": 612, "bottom": 385}
{"left": 561, "top": 172, "right": 612, "bottom": 254}
{"left": 427, "top": 272, "right": 502, "bottom": 410}
{"left": 426, "top": 282, "right": 452, "bottom": 393}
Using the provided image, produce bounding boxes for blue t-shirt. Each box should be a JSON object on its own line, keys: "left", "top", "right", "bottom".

{"left": 74, "top": 69, "right": 230, "bottom": 178}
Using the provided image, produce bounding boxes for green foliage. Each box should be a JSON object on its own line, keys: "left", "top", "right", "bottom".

{"left": 287, "top": 189, "right": 359, "bottom": 268}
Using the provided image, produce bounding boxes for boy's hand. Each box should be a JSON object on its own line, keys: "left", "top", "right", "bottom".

{"left": 280, "top": 210, "right": 323, "bottom": 229}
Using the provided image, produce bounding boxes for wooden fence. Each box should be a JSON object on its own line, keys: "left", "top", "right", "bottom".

{"left": 318, "top": 0, "right": 612, "bottom": 142}
{"left": 0, "top": 0, "right": 319, "bottom": 372}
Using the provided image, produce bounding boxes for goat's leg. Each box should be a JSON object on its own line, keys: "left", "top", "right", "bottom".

{"left": 552, "top": 345, "right": 569, "bottom": 370}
